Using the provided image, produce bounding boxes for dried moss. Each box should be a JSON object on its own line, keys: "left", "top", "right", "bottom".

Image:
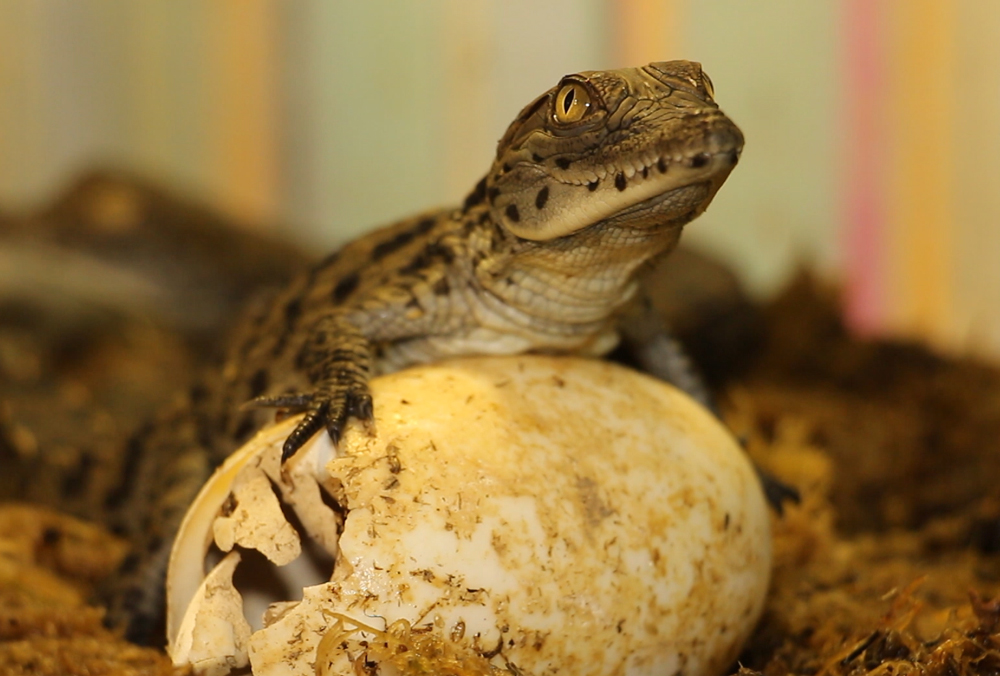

{"left": 724, "top": 275, "right": 1000, "bottom": 676}
{"left": 316, "top": 613, "right": 506, "bottom": 676}
{"left": 0, "top": 505, "right": 180, "bottom": 676}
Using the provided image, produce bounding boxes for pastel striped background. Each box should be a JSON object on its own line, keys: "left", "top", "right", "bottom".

{"left": 1, "top": 1, "right": 998, "bottom": 358}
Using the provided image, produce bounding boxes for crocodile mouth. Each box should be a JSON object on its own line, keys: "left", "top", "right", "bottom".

{"left": 574, "top": 141, "right": 740, "bottom": 208}
{"left": 494, "top": 121, "right": 742, "bottom": 242}
{"left": 557, "top": 147, "right": 741, "bottom": 190}
{"left": 595, "top": 146, "right": 739, "bottom": 228}
{"left": 593, "top": 182, "right": 714, "bottom": 237}
{"left": 615, "top": 181, "right": 712, "bottom": 220}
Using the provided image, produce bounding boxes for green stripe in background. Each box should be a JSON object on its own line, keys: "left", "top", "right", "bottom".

{"left": 678, "top": 0, "right": 840, "bottom": 298}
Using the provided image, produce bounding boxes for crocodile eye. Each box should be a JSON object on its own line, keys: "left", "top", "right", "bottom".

{"left": 553, "top": 83, "right": 591, "bottom": 124}
{"left": 700, "top": 72, "right": 715, "bottom": 99}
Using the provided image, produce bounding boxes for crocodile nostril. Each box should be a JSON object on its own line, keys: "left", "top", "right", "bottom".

{"left": 726, "top": 150, "right": 740, "bottom": 165}
{"left": 690, "top": 153, "right": 711, "bottom": 168}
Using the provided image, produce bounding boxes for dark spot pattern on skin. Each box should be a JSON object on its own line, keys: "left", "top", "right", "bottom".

{"left": 268, "top": 295, "right": 304, "bottom": 358}
{"left": 505, "top": 204, "right": 520, "bottom": 222}
{"left": 532, "top": 152, "right": 544, "bottom": 163}
{"left": 433, "top": 277, "right": 450, "bottom": 296}
{"left": 372, "top": 228, "right": 417, "bottom": 260}
{"left": 104, "top": 423, "right": 153, "bottom": 510}
{"left": 502, "top": 163, "right": 511, "bottom": 173}
{"left": 333, "top": 272, "right": 360, "bottom": 303}
{"left": 463, "top": 178, "right": 487, "bottom": 211}
{"left": 118, "top": 552, "right": 141, "bottom": 575}
{"left": 657, "top": 157, "right": 668, "bottom": 173}
{"left": 248, "top": 368, "right": 269, "bottom": 398}
{"left": 555, "top": 157, "right": 571, "bottom": 170}
{"left": 691, "top": 153, "right": 710, "bottom": 168}
{"left": 414, "top": 217, "right": 436, "bottom": 236}
{"left": 146, "top": 534, "right": 163, "bottom": 557}
{"left": 434, "top": 242, "right": 455, "bottom": 265}
{"left": 588, "top": 180, "right": 600, "bottom": 191}
{"left": 294, "top": 344, "right": 308, "bottom": 372}
{"left": 489, "top": 227, "right": 505, "bottom": 250}
{"left": 642, "top": 166, "right": 649, "bottom": 178}
{"left": 535, "top": 186, "right": 549, "bottom": 210}
{"left": 400, "top": 241, "right": 455, "bottom": 276}
{"left": 312, "top": 249, "right": 342, "bottom": 275}
{"left": 302, "top": 261, "right": 321, "bottom": 288}
{"left": 615, "top": 172, "right": 627, "bottom": 191}
{"left": 487, "top": 187, "right": 501, "bottom": 205}
{"left": 284, "top": 297, "right": 302, "bottom": 329}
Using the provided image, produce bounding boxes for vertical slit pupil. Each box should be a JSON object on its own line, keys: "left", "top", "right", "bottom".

{"left": 562, "top": 88, "right": 576, "bottom": 114}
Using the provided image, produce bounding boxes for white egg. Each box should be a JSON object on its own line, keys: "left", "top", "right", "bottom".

{"left": 167, "top": 355, "right": 770, "bottom": 676}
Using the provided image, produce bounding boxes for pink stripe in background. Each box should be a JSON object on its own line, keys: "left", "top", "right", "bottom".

{"left": 841, "top": 1, "right": 885, "bottom": 335}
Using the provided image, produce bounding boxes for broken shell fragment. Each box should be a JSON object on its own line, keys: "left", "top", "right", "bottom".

{"left": 167, "top": 356, "right": 771, "bottom": 676}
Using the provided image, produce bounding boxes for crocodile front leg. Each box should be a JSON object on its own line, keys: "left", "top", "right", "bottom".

{"left": 619, "top": 293, "right": 718, "bottom": 413}
{"left": 247, "top": 312, "right": 375, "bottom": 461}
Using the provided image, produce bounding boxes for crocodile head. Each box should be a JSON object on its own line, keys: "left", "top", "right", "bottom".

{"left": 483, "top": 61, "right": 743, "bottom": 242}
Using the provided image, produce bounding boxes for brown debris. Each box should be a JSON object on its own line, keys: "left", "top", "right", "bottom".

{"left": 723, "top": 274, "right": 1000, "bottom": 676}
{"left": 0, "top": 505, "right": 180, "bottom": 675}
{"left": 0, "top": 637, "right": 181, "bottom": 676}
{"left": 317, "top": 614, "right": 505, "bottom": 676}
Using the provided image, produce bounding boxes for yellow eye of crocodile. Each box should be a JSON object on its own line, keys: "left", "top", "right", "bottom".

{"left": 553, "top": 83, "right": 591, "bottom": 124}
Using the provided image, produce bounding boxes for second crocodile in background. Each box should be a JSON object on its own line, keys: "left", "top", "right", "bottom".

{"left": 105, "top": 60, "right": 747, "bottom": 642}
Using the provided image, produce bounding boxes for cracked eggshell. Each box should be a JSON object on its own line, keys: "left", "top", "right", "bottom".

{"left": 167, "top": 355, "right": 771, "bottom": 676}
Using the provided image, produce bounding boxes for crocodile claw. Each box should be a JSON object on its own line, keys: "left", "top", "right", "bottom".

{"left": 755, "top": 466, "right": 801, "bottom": 515}
{"left": 246, "top": 387, "right": 374, "bottom": 463}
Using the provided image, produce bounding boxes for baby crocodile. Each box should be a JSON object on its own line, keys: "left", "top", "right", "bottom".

{"left": 107, "top": 60, "right": 749, "bottom": 643}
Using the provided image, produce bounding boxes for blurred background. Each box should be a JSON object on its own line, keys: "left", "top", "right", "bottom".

{"left": 1, "top": 0, "right": 998, "bottom": 359}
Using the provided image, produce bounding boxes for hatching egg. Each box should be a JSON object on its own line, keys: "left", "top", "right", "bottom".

{"left": 167, "top": 355, "right": 770, "bottom": 676}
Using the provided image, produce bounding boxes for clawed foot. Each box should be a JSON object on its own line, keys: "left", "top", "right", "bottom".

{"left": 246, "top": 387, "right": 374, "bottom": 462}
{"left": 736, "top": 435, "right": 800, "bottom": 514}
{"left": 755, "top": 465, "right": 801, "bottom": 515}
